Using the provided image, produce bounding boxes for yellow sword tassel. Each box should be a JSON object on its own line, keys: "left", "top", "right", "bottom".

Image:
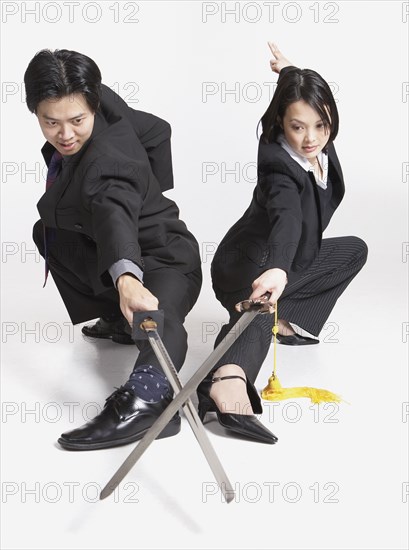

{"left": 261, "top": 301, "right": 342, "bottom": 404}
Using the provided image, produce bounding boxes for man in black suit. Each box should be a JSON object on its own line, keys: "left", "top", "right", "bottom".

{"left": 24, "top": 49, "right": 202, "bottom": 450}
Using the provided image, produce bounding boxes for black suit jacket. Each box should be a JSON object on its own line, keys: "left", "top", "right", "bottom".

{"left": 37, "top": 85, "right": 201, "bottom": 294}
{"left": 211, "top": 140, "right": 345, "bottom": 292}
{"left": 98, "top": 84, "right": 174, "bottom": 193}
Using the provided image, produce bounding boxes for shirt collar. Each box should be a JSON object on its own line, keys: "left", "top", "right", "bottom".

{"left": 277, "top": 134, "right": 328, "bottom": 190}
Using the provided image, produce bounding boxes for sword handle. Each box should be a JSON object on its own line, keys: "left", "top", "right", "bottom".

{"left": 140, "top": 319, "right": 157, "bottom": 331}
{"left": 132, "top": 310, "right": 165, "bottom": 340}
{"left": 235, "top": 292, "right": 274, "bottom": 313}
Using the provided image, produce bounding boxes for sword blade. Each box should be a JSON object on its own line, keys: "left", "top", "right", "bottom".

{"left": 100, "top": 309, "right": 258, "bottom": 500}
{"left": 145, "top": 330, "right": 235, "bottom": 502}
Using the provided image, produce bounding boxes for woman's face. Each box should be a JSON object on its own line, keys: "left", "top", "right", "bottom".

{"left": 281, "top": 100, "right": 330, "bottom": 161}
{"left": 36, "top": 93, "right": 95, "bottom": 156}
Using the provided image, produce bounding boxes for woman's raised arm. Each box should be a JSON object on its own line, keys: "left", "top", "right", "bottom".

{"left": 268, "top": 42, "right": 294, "bottom": 74}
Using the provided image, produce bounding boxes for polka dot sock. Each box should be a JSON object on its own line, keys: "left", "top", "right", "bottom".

{"left": 123, "top": 365, "right": 170, "bottom": 402}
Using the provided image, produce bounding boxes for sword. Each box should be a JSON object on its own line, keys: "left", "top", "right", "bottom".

{"left": 134, "top": 315, "right": 235, "bottom": 502}
{"left": 100, "top": 295, "right": 272, "bottom": 500}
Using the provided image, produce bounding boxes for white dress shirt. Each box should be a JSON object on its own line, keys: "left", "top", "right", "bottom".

{"left": 277, "top": 134, "right": 328, "bottom": 190}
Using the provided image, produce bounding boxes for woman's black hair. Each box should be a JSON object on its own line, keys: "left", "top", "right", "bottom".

{"left": 259, "top": 67, "right": 339, "bottom": 145}
{"left": 24, "top": 49, "right": 102, "bottom": 113}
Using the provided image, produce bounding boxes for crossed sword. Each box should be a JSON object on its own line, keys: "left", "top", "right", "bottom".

{"left": 100, "top": 296, "right": 271, "bottom": 503}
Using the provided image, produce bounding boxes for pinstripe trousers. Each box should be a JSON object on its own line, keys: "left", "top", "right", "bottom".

{"left": 211, "top": 236, "right": 368, "bottom": 384}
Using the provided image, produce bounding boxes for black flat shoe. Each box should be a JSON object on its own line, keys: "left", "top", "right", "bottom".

{"left": 197, "top": 375, "right": 278, "bottom": 444}
{"left": 81, "top": 316, "right": 134, "bottom": 345}
{"left": 58, "top": 387, "right": 180, "bottom": 450}
{"left": 276, "top": 332, "right": 319, "bottom": 345}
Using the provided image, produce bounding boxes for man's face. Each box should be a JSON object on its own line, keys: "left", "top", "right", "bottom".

{"left": 36, "top": 93, "right": 95, "bottom": 156}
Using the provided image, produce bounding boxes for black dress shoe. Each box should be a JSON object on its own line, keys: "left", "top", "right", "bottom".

{"left": 197, "top": 375, "right": 278, "bottom": 444}
{"left": 81, "top": 316, "right": 134, "bottom": 345}
{"left": 275, "top": 332, "right": 319, "bottom": 345}
{"left": 58, "top": 388, "right": 180, "bottom": 450}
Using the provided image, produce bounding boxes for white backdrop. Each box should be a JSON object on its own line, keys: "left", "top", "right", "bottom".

{"left": 1, "top": 2, "right": 408, "bottom": 549}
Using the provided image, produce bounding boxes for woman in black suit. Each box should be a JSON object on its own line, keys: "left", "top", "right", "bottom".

{"left": 197, "top": 44, "right": 368, "bottom": 443}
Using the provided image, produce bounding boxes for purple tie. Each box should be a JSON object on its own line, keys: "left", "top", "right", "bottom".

{"left": 43, "top": 150, "right": 63, "bottom": 287}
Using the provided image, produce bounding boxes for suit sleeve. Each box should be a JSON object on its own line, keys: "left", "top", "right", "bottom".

{"left": 82, "top": 154, "right": 149, "bottom": 287}
{"left": 258, "top": 164, "right": 303, "bottom": 274}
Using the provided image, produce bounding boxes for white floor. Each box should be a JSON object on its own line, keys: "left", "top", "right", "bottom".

{"left": 1, "top": 243, "right": 408, "bottom": 550}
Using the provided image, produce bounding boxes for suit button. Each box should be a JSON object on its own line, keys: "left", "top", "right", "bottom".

{"left": 74, "top": 223, "right": 83, "bottom": 230}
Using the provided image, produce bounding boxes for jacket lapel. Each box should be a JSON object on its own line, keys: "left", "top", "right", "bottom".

{"left": 37, "top": 113, "right": 108, "bottom": 226}
{"left": 327, "top": 142, "right": 345, "bottom": 208}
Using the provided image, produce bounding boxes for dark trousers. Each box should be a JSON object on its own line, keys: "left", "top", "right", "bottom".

{"left": 33, "top": 220, "right": 202, "bottom": 373}
{"left": 211, "top": 236, "right": 368, "bottom": 384}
